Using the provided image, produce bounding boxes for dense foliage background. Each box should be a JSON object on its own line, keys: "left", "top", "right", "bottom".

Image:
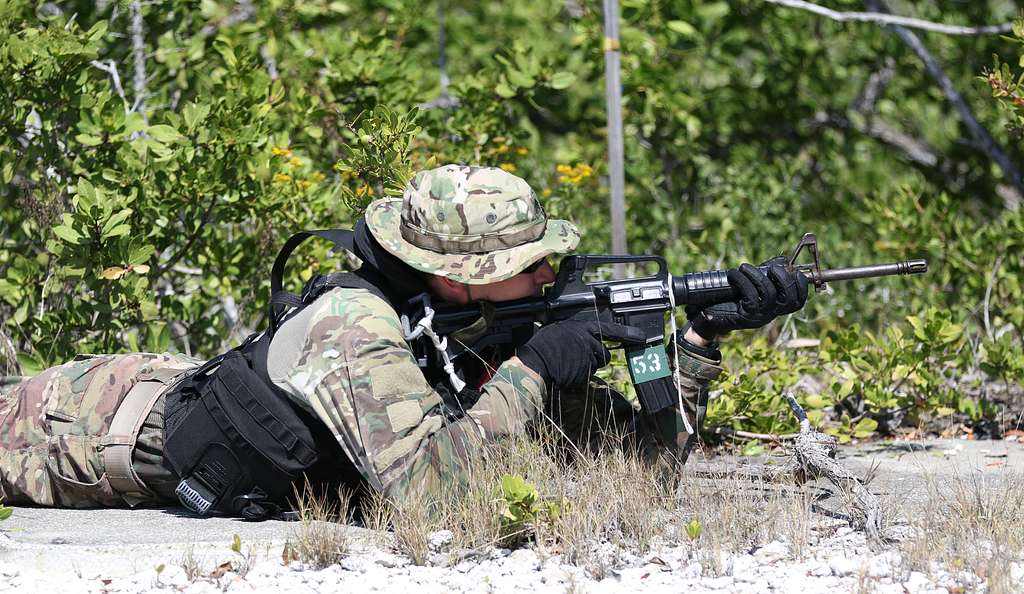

{"left": 1, "top": 0, "right": 1022, "bottom": 443}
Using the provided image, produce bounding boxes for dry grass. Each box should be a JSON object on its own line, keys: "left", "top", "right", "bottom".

{"left": 675, "top": 471, "right": 819, "bottom": 575}
{"left": 369, "top": 424, "right": 824, "bottom": 576}
{"left": 352, "top": 430, "right": 1024, "bottom": 591}
{"left": 896, "top": 471, "right": 1024, "bottom": 594}
{"left": 179, "top": 546, "right": 205, "bottom": 581}
{"left": 391, "top": 484, "right": 435, "bottom": 566}
{"left": 291, "top": 480, "right": 354, "bottom": 569}
{"left": 361, "top": 486, "right": 395, "bottom": 533}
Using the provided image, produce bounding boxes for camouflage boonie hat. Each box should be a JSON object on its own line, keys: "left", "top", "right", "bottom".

{"left": 365, "top": 164, "right": 580, "bottom": 285}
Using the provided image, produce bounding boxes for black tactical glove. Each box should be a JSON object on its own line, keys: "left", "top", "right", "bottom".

{"left": 517, "top": 320, "right": 645, "bottom": 389}
{"left": 686, "top": 256, "right": 809, "bottom": 341}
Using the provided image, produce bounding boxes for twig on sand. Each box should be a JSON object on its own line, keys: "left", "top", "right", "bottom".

{"left": 776, "top": 391, "right": 887, "bottom": 544}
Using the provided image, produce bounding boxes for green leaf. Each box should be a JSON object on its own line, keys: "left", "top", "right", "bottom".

{"left": 182, "top": 102, "right": 211, "bottom": 132}
{"left": 231, "top": 533, "right": 242, "bottom": 553}
{"left": 148, "top": 125, "right": 183, "bottom": 144}
{"left": 0, "top": 507, "right": 12, "bottom": 521}
{"left": 146, "top": 322, "right": 170, "bottom": 352}
{"left": 666, "top": 20, "right": 697, "bottom": 37}
{"left": 506, "top": 69, "right": 535, "bottom": 89}
{"left": 741, "top": 441, "right": 764, "bottom": 456}
{"left": 548, "top": 71, "right": 576, "bottom": 90}
{"left": 214, "top": 38, "right": 237, "bottom": 68}
{"left": 52, "top": 224, "right": 83, "bottom": 244}
{"left": 804, "top": 394, "right": 829, "bottom": 409}
{"left": 104, "top": 224, "right": 131, "bottom": 238}
{"left": 697, "top": 2, "right": 730, "bottom": 23}
{"left": 102, "top": 209, "right": 133, "bottom": 236}
{"left": 16, "top": 352, "right": 44, "bottom": 376}
{"left": 939, "top": 323, "right": 962, "bottom": 344}
{"left": 75, "top": 133, "right": 104, "bottom": 146}
{"left": 852, "top": 417, "right": 878, "bottom": 438}
{"left": 87, "top": 20, "right": 109, "bottom": 42}
{"left": 906, "top": 315, "right": 927, "bottom": 341}
{"left": 76, "top": 178, "right": 98, "bottom": 210}
{"left": 685, "top": 519, "right": 702, "bottom": 540}
{"left": 129, "top": 244, "right": 156, "bottom": 265}
{"left": 495, "top": 81, "right": 516, "bottom": 98}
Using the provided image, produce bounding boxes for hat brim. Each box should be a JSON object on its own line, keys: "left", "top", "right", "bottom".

{"left": 364, "top": 198, "right": 580, "bottom": 285}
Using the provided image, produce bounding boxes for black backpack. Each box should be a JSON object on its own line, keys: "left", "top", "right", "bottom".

{"left": 163, "top": 230, "right": 381, "bottom": 520}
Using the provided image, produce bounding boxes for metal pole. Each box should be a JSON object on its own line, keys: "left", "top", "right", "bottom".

{"left": 437, "top": 0, "right": 449, "bottom": 96}
{"left": 602, "top": 0, "right": 628, "bottom": 274}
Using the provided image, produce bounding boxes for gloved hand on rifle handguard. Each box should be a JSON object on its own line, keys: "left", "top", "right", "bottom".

{"left": 517, "top": 320, "right": 645, "bottom": 389}
{"left": 685, "top": 255, "right": 809, "bottom": 342}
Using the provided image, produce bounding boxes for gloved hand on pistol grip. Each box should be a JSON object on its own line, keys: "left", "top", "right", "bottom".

{"left": 517, "top": 320, "right": 645, "bottom": 388}
{"left": 686, "top": 256, "right": 809, "bottom": 341}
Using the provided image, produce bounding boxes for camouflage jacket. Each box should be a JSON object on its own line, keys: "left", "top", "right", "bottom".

{"left": 262, "top": 286, "right": 723, "bottom": 502}
{"left": 264, "top": 286, "right": 547, "bottom": 501}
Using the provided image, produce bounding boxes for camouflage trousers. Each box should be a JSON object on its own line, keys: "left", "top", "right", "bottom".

{"left": 0, "top": 353, "right": 200, "bottom": 508}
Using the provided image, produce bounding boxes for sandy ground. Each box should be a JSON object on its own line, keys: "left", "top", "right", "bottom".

{"left": 1, "top": 437, "right": 1021, "bottom": 592}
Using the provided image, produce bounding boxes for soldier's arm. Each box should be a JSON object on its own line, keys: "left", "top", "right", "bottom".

{"left": 267, "top": 287, "right": 546, "bottom": 502}
{"left": 636, "top": 334, "right": 724, "bottom": 458}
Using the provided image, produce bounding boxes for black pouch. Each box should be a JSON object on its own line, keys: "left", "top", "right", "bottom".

{"left": 164, "top": 351, "right": 319, "bottom": 520}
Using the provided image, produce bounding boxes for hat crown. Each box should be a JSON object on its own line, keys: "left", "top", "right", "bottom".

{"left": 401, "top": 165, "right": 547, "bottom": 253}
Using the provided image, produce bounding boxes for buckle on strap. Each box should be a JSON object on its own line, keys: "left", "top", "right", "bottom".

{"left": 175, "top": 478, "right": 215, "bottom": 515}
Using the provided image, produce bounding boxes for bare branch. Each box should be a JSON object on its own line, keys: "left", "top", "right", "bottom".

{"left": 764, "top": 0, "right": 1013, "bottom": 36}
{"left": 863, "top": 0, "right": 1024, "bottom": 206}
{"left": 260, "top": 45, "right": 279, "bottom": 80}
{"left": 89, "top": 59, "right": 129, "bottom": 109}
{"left": 129, "top": 1, "right": 148, "bottom": 125}
{"left": 850, "top": 57, "right": 894, "bottom": 114}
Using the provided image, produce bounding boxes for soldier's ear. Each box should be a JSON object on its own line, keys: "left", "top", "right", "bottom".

{"left": 425, "top": 274, "right": 472, "bottom": 304}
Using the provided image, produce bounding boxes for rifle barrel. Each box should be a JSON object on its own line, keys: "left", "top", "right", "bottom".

{"left": 815, "top": 259, "right": 928, "bottom": 283}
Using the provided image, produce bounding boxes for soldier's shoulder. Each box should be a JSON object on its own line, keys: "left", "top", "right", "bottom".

{"left": 305, "top": 286, "right": 404, "bottom": 338}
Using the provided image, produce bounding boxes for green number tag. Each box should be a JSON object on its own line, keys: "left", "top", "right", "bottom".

{"left": 626, "top": 345, "right": 671, "bottom": 384}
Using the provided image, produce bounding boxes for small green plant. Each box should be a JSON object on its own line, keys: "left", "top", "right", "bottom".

{"left": 0, "top": 503, "right": 12, "bottom": 521}
{"left": 685, "top": 519, "right": 702, "bottom": 541}
{"left": 824, "top": 414, "right": 879, "bottom": 445}
{"left": 230, "top": 533, "right": 241, "bottom": 554}
{"left": 495, "top": 473, "right": 563, "bottom": 545}
{"left": 982, "top": 15, "right": 1024, "bottom": 139}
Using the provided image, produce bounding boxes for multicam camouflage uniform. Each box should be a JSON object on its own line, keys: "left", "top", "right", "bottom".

{"left": 0, "top": 164, "right": 722, "bottom": 508}
{"left": 0, "top": 353, "right": 201, "bottom": 507}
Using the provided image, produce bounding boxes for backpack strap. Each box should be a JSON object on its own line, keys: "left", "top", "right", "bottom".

{"left": 269, "top": 229, "right": 358, "bottom": 330}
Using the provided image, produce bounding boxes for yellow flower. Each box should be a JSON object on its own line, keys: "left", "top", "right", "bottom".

{"left": 298, "top": 180, "right": 312, "bottom": 189}
{"left": 288, "top": 157, "right": 303, "bottom": 167}
{"left": 313, "top": 172, "right": 327, "bottom": 182}
{"left": 355, "top": 183, "right": 371, "bottom": 197}
{"left": 542, "top": 188, "right": 552, "bottom": 197}
{"left": 556, "top": 164, "right": 572, "bottom": 174}
{"left": 557, "top": 175, "right": 570, "bottom": 184}
{"left": 273, "top": 173, "right": 292, "bottom": 183}
{"left": 499, "top": 163, "right": 517, "bottom": 173}
{"left": 271, "top": 146, "right": 292, "bottom": 157}
{"left": 516, "top": 147, "right": 529, "bottom": 156}
{"left": 493, "top": 136, "right": 507, "bottom": 144}
{"left": 496, "top": 144, "right": 509, "bottom": 154}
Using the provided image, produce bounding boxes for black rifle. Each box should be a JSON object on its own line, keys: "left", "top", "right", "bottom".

{"left": 406, "top": 233, "right": 927, "bottom": 414}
